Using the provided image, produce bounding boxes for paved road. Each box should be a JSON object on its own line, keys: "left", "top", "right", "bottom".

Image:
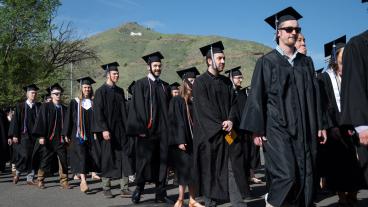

{"left": 1, "top": 164, "right": 368, "bottom": 207}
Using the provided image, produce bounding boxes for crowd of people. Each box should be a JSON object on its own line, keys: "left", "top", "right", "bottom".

{"left": 0, "top": 4, "right": 368, "bottom": 207}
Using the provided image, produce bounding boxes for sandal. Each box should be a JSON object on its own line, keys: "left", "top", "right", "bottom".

{"left": 174, "top": 199, "right": 184, "bottom": 207}
{"left": 189, "top": 200, "right": 204, "bottom": 207}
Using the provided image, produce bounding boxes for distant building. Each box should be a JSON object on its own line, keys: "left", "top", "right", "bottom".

{"left": 130, "top": 32, "right": 142, "bottom": 36}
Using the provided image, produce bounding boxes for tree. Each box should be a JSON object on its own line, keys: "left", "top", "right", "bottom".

{"left": 0, "top": 0, "right": 97, "bottom": 107}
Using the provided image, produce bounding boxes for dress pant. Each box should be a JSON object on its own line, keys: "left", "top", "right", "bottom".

{"left": 205, "top": 160, "right": 247, "bottom": 207}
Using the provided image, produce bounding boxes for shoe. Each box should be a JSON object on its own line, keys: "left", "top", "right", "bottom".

{"left": 155, "top": 195, "right": 175, "bottom": 204}
{"left": 73, "top": 174, "right": 81, "bottom": 180}
{"left": 13, "top": 176, "right": 19, "bottom": 184}
{"left": 131, "top": 189, "right": 141, "bottom": 204}
{"left": 120, "top": 189, "right": 133, "bottom": 198}
{"left": 91, "top": 173, "right": 101, "bottom": 180}
{"left": 189, "top": 200, "right": 205, "bottom": 207}
{"left": 60, "top": 182, "right": 72, "bottom": 189}
{"left": 38, "top": 181, "right": 45, "bottom": 189}
{"left": 26, "top": 180, "right": 38, "bottom": 186}
{"left": 80, "top": 181, "right": 89, "bottom": 193}
{"left": 250, "top": 177, "right": 263, "bottom": 184}
{"left": 103, "top": 190, "right": 113, "bottom": 198}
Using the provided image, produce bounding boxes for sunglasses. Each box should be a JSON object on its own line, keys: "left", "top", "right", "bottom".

{"left": 52, "top": 93, "right": 61, "bottom": 96}
{"left": 278, "top": 27, "right": 301, "bottom": 34}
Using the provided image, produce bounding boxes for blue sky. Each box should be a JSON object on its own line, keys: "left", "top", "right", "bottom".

{"left": 57, "top": 0, "right": 367, "bottom": 69}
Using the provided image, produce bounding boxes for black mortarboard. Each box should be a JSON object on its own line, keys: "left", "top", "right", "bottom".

{"left": 324, "top": 35, "right": 346, "bottom": 58}
{"left": 199, "top": 41, "right": 225, "bottom": 57}
{"left": 224, "top": 66, "right": 242, "bottom": 77}
{"left": 316, "top": 68, "right": 324, "bottom": 74}
{"left": 142, "top": 51, "right": 164, "bottom": 65}
{"left": 47, "top": 83, "right": 64, "bottom": 94}
{"left": 264, "top": 7, "right": 303, "bottom": 30}
{"left": 176, "top": 67, "right": 200, "bottom": 80}
{"left": 363, "top": 0, "right": 368, "bottom": 3}
{"left": 76, "top": 76, "right": 96, "bottom": 85}
{"left": 170, "top": 82, "right": 180, "bottom": 91}
{"left": 23, "top": 84, "right": 39, "bottom": 92}
{"left": 127, "top": 81, "right": 136, "bottom": 95}
{"left": 101, "top": 62, "right": 119, "bottom": 72}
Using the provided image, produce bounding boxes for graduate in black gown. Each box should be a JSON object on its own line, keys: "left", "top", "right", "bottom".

{"left": 170, "top": 82, "right": 180, "bottom": 97}
{"left": 169, "top": 67, "right": 203, "bottom": 207}
{"left": 193, "top": 41, "right": 248, "bottom": 207}
{"left": 318, "top": 36, "right": 363, "bottom": 205}
{"left": 340, "top": 29, "right": 368, "bottom": 190}
{"left": 63, "top": 77, "right": 101, "bottom": 193}
{"left": 126, "top": 51, "right": 172, "bottom": 204}
{"left": 92, "top": 62, "right": 133, "bottom": 198}
{"left": 225, "top": 67, "right": 261, "bottom": 186}
{"left": 0, "top": 108, "right": 11, "bottom": 172}
{"left": 240, "top": 7, "right": 327, "bottom": 207}
{"left": 8, "top": 84, "right": 41, "bottom": 185}
{"left": 32, "top": 83, "right": 70, "bottom": 189}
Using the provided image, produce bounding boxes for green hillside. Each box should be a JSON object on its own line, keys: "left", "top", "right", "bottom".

{"left": 69, "top": 22, "right": 271, "bottom": 97}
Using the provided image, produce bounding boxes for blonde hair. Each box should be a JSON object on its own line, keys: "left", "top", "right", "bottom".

{"left": 78, "top": 85, "right": 94, "bottom": 100}
{"left": 179, "top": 80, "right": 192, "bottom": 103}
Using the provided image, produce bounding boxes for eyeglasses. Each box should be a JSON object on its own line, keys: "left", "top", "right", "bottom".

{"left": 278, "top": 27, "right": 301, "bottom": 34}
{"left": 52, "top": 93, "right": 61, "bottom": 96}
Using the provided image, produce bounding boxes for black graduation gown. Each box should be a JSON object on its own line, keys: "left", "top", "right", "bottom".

{"left": 318, "top": 72, "right": 363, "bottom": 192}
{"left": 126, "top": 77, "right": 171, "bottom": 184}
{"left": 0, "top": 110, "right": 10, "bottom": 171}
{"left": 8, "top": 102, "right": 40, "bottom": 173}
{"left": 340, "top": 30, "right": 368, "bottom": 186}
{"left": 62, "top": 99, "right": 100, "bottom": 174}
{"left": 192, "top": 72, "right": 249, "bottom": 200}
{"left": 168, "top": 96, "right": 194, "bottom": 185}
{"left": 32, "top": 102, "right": 68, "bottom": 174}
{"left": 240, "top": 50, "right": 323, "bottom": 207}
{"left": 234, "top": 88, "right": 260, "bottom": 171}
{"left": 93, "top": 84, "right": 133, "bottom": 178}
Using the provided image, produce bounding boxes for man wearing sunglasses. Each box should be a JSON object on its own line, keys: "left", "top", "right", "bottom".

{"left": 240, "top": 7, "right": 327, "bottom": 207}
{"left": 32, "top": 83, "right": 70, "bottom": 189}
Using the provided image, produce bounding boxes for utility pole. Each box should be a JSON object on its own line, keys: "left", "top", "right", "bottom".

{"left": 70, "top": 62, "right": 73, "bottom": 98}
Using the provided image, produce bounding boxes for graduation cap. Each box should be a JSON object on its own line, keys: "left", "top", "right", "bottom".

{"left": 199, "top": 41, "right": 225, "bottom": 57}
{"left": 76, "top": 76, "right": 96, "bottom": 85}
{"left": 316, "top": 68, "right": 324, "bottom": 74}
{"left": 176, "top": 67, "right": 200, "bottom": 80}
{"left": 363, "top": 0, "right": 368, "bottom": 3}
{"left": 127, "top": 81, "right": 135, "bottom": 95}
{"left": 101, "top": 62, "right": 119, "bottom": 72}
{"left": 224, "top": 66, "right": 242, "bottom": 77}
{"left": 23, "top": 84, "right": 39, "bottom": 92}
{"left": 142, "top": 51, "right": 164, "bottom": 65}
{"left": 170, "top": 82, "right": 180, "bottom": 91}
{"left": 264, "top": 7, "right": 303, "bottom": 30}
{"left": 324, "top": 35, "right": 346, "bottom": 59}
{"left": 47, "top": 83, "right": 64, "bottom": 94}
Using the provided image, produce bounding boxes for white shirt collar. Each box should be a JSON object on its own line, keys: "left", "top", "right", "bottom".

{"left": 147, "top": 73, "right": 159, "bottom": 81}
{"left": 276, "top": 45, "right": 299, "bottom": 66}
{"left": 26, "top": 100, "right": 34, "bottom": 108}
{"left": 81, "top": 99, "right": 92, "bottom": 110}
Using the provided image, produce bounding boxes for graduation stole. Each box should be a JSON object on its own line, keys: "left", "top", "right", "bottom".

{"left": 75, "top": 98, "right": 91, "bottom": 144}
{"left": 147, "top": 77, "right": 167, "bottom": 129}
{"left": 49, "top": 104, "right": 64, "bottom": 143}
{"left": 22, "top": 102, "right": 38, "bottom": 134}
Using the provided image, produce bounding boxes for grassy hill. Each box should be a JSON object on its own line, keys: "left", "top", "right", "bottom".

{"left": 69, "top": 22, "right": 271, "bottom": 97}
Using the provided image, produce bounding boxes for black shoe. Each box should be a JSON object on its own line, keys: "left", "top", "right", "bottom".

{"left": 121, "top": 189, "right": 133, "bottom": 198}
{"left": 131, "top": 189, "right": 141, "bottom": 204}
{"left": 155, "top": 195, "right": 175, "bottom": 204}
{"left": 103, "top": 190, "right": 113, "bottom": 198}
